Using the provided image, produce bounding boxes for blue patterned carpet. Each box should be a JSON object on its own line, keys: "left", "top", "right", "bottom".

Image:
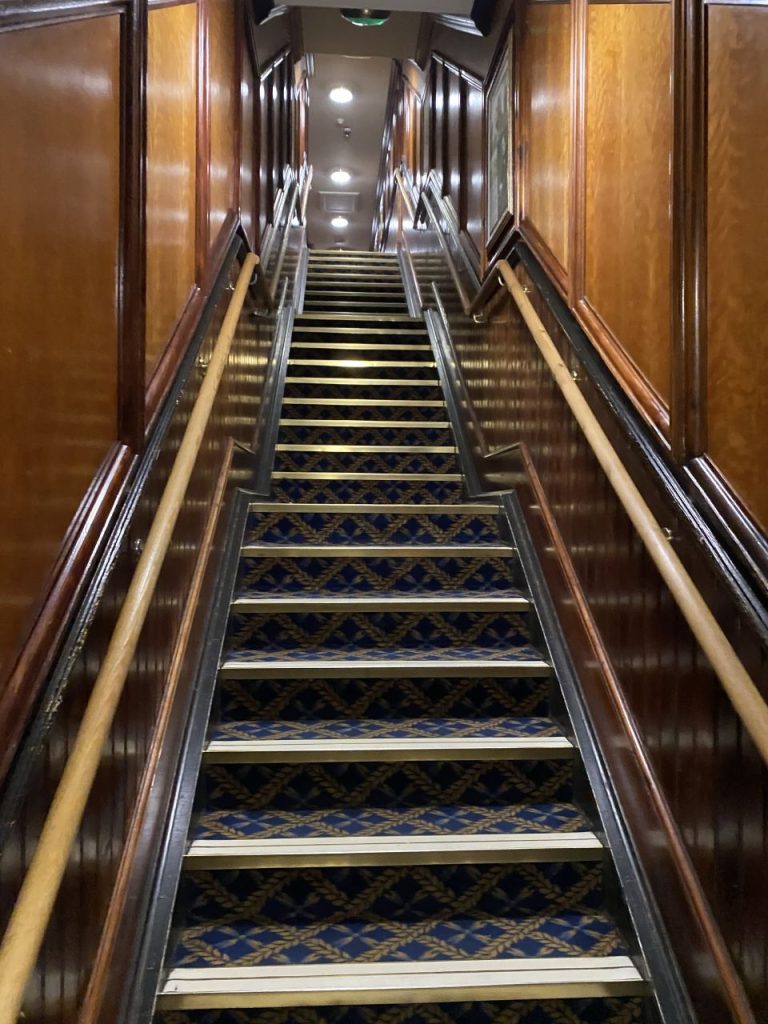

{"left": 170, "top": 863, "right": 627, "bottom": 968}
{"left": 156, "top": 999, "right": 645, "bottom": 1024}
{"left": 243, "top": 510, "right": 500, "bottom": 547}
{"left": 224, "top": 612, "right": 546, "bottom": 666}
{"left": 157, "top": 272, "right": 644, "bottom": 1022}
{"left": 235, "top": 557, "right": 521, "bottom": 599}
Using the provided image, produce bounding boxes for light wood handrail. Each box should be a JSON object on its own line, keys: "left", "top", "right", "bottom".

{"left": 492, "top": 259, "right": 768, "bottom": 768}
{"left": 0, "top": 252, "right": 258, "bottom": 1024}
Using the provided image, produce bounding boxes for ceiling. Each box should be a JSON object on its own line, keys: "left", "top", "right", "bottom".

{"left": 304, "top": 50, "right": 394, "bottom": 251}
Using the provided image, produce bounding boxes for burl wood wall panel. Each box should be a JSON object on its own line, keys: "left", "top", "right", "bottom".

{"left": 0, "top": 16, "right": 121, "bottom": 682}
{"left": 145, "top": 2, "right": 199, "bottom": 373}
{"left": 208, "top": 0, "right": 238, "bottom": 249}
{"left": 583, "top": 1, "right": 673, "bottom": 405}
{"left": 706, "top": 4, "right": 768, "bottom": 532}
{"left": 521, "top": 0, "right": 571, "bottom": 274}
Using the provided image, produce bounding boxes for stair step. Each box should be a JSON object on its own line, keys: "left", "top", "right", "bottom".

{"left": 233, "top": 553, "right": 523, "bottom": 604}
{"left": 276, "top": 444, "right": 454, "bottom": 453}
{"left": 276, "top": 425, "right": 454, "bottom": 446}
{"left": 291, "top": 325, "right": 427, "bottom": 335}
{"left": 289, "top": 342, "right": 433, "bottom": 358}
{"left": 273, "top": 452, "right": 459, "bottom": 475}
{"left": 243, "top": 507, "right": 501, "bottom": 547}
{"left": 271, "top": 477, "right": 465, "bottom": 504}
{"left": 184, "top": 831, "right": 604, "bottom": 868}
{"left": 203, "top": 735, "right": 571, "bottom": 762}
{"left": 232, "top": 596, "right": 531, "bottom": 612}
{"left": 285, "top": 376, "right": 440, "bottom": 388}
{"left": 279, "top": 418, "right": 451, "bottom": 428}
{"left": 239, "top": 544, "right": 513, "bottom": 557}
{"left": 246, "top": 502, "right": 495, "bottom": 514}
{"left": 286, "top": 362, "right": 437, "bottom": 381}
{"left": 158, "top": 957, "right": 645, "bottom": 1010}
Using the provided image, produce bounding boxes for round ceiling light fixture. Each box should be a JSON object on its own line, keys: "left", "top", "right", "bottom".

{"left": 330, "top": 168, "right": 352, "bottom": 185}
{"left": 331, "top": 216, "right": 349, "bottom": 229}
{"left": 341, "top": 9, "right": 391, "bottom": 26}
{"left": 329, "top": 86, "right": 354, "bottom": 104}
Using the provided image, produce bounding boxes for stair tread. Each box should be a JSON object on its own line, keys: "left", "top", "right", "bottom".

{"left": 163, "top": 860, "right": 631, "bottom": 970}
{"left": 208, "top": 716, "right": 564, "bottom": 743}
{"left": 183, "top": 831, "right": 604, "bottom": 869}
{"left": 190, "top": 801, "right": 592, "bottom": 842}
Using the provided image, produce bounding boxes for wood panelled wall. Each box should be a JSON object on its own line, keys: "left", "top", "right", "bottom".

{"left": 0, "top": 0, "right": 299, "bottom": 780}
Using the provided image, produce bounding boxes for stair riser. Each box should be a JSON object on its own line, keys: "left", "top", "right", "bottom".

{"left": 280, "top": 402, "right": 448, "bottom": 424}
{"left": 270, "top": 478, "right": 465, "bottom": 504}
{"left": 283, "top": 382, "right": 442, "bottom": 402}
{"left": 234, "top": 555, "right": 522, "bottom": 599}
{"left": 170, "top": 861, "right": 627, "bottom": 969}
{"left": 243, "top": 510, "right": 500, "bottom": 547}
{"left": 272, "top": 452, "right": 459, "bottom": 475}
{"left": 213, "top": 678, "right": 552, "bottom": 726}
{"left": 276, "top": 425, "right": 454, "bottom": 447}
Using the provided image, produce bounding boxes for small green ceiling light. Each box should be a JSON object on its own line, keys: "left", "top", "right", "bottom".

{"left": 340, "top": 9, "right": 391, "bottom": 26}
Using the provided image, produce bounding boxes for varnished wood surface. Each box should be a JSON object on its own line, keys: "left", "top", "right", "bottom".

{"left": 0, "top": 15, "right": 121, "bottom": 687}
{"left": 145, "top": 1, "right": 199, "bottom": 374}
{"left": 0, "top": 267, "right": 276, "bottom": 1022}
{"left": 451, "top": 265, "right": 768, "bottom": 1023}
{"left": 583, "top": 2, "right": 673, "bottom": 406}
{"left": 521, "top": 0, "right": 572, "bottom": 275}
{"left": 208, "top": 0, "right": 238, "bottom": 251}
{"left": 706, "top": 4, "right": 768, "bottom": 532}
{"left": 464, "top": 78, "right": 484, "bottom": 254}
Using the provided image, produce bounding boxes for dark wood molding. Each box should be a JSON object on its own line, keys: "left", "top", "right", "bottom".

{"left": 195, "top": 0, "right": 210, "bottom": 284}
{"left": 519, "top": 218, "right": 569, "bottom": 298}
{"left": 671, "top": 0, "right": 707, "bottom": 461}
{"left": 145, "top": 286, "right": 203, "bottom": 426}
{"left": 575, "top": 295, "right": 671, "bottom": 441}
{"left": 0, "top": 444, "right": 134, "bottom": 785}
{"left": 687, "top": 454, "right": 768, "bottom": 600}
{"left": 569, "top": 0, "right": 587, "bottom": 310}
{"left": 0, "top": 0, "right": 128, "bottom": 30}
{"left": 119, "top": 0, "right": 147, "bottom": 450}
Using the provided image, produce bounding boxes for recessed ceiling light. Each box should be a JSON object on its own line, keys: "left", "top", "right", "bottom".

{"left": 331, "top": 216, "right": 349, "bottom": 229}
{"left": 330, "top": 168, "right": 352, "bottom": 185}
{"left": 329, "top": 86, "right": 353, "bottom": 104}
{"left": 341, "top": 9, "right": 391, "bottom": 27}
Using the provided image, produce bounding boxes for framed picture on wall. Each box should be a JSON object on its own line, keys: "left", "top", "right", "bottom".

{"left": 485, "top": 39, "right": 513, "bottom": 247}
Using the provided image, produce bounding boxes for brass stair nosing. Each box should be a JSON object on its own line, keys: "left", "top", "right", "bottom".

{"left": 271, "top": 472, "right": 463, "bottom": 482}
{"left": 289, "top": 342, "right": 432, "bottom": 352}
{"left": 278, "top": 418, "right": 452, "bottom": 429}
{"left": 230, "top": 596, "right": 531, "bottom": 613}
{"left": 287, "top": 360, "right": 436, "bottom": 370}
{"left": 183, "top": 832, "right": 604, "bottom": 869}
{"left": 246, "top": 501, "right": 497, "bottom": 514}
{"left": 275, "top": 444, "right": 453, "bottom": 454}
{"left": 202, "top": 732, "right": 569, "bottom": 762}
{"left": 284, "top": 376, "right": 441, "bottom": 387}
{"left": 216, "top": 661, "right": 554, "bottom": 681}
{"left": 158, "top": 956, "right": 646, "bottom": 1010}
{"left": 238, "top": 543, "right": 514, "bottom": 557}
{"left": 281, "top": 398, "right": 445, "bottom": 407}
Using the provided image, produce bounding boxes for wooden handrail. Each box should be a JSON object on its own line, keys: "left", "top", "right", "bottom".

{"left": 0, "top": 253, "right": 258, "bottom": 1024}
{"left": 491, "top": 259, "right": 768, "bottom": 768}
{"left": 394, "top": 167, "right": 417, "bottom": 222}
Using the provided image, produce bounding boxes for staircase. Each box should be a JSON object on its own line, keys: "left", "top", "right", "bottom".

{"left": 154, "top": 250, "right": 649, "bottom": 1023}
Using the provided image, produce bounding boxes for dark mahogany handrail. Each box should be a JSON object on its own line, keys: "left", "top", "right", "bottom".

{"left": 0, "top": 254, "right": 258, "bottom": 1024}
